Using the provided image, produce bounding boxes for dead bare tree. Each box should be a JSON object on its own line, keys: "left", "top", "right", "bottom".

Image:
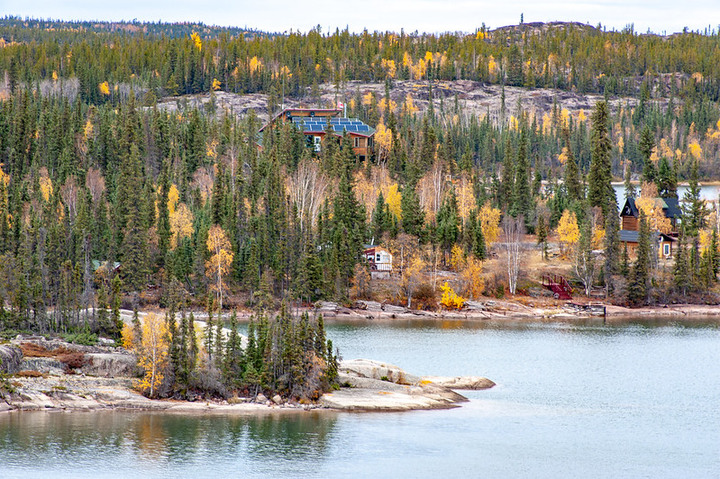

{"left": 574, "top": 222, "right": 598, "bottom": 296}
{"left": 286, "top": 158, "right": 330, "bottom": 232}
{"left": 502, "top": 215, "right": 525, "bottom": 295}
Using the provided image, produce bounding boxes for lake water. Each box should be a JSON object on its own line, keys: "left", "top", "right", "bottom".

{"left": 2, "top": 318, "right": 719, "bottom": 478}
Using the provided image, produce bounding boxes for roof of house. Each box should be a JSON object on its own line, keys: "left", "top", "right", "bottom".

{"left": 621, "top": 196, "right": 682, "bottom": 220}
{"left": 619, "top": 230, "right": 677, "bottom": 243}
{"left": 619, "top": 229, "right": 639, "bottom": 243}
{"left": 659, "top": 197, "right": 682, "bottom": 219}
{"left": 364, "top": 246, "right": 392, "bottom": 255}
{"left": 259, "top": 108, "right": 342, "bottom": 132}
{"left": 291, "top": 117, "right": 375, "bottom": 137}
{"left": 620, "top": 197, "right": 639, "bottom": 217}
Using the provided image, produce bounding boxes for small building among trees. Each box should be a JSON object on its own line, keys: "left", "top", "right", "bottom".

{"left": 619, "top": 196, "right": 680, "bottom": 258}
{"left": 363, "top": 245, "right": 393, "bottom": 279}
{"left": 259, "top": 108, "right": 375, "bottom": 160}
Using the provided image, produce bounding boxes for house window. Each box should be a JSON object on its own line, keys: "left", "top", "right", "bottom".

{"left": 376, "top": 253, "right": 381, "bottom": 262}
{"left": 354, "top": 137, "right": 361, "bottom": 148}
{"left": 663, "top": 243, "right": 670, "bottom": 256}
{"left": 313, "top": 136, "right": 321, "bottom": 152}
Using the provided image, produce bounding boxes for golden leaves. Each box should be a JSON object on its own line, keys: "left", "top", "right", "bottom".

{"left": 440, "top": 282, "right": 465, "bottom": 310}
{"left": 167, "top": 184, "right": 180, "bottom": 216}
{"left": 374, "top": 119, "right": 393, "bottom": 162}
{"left": 249, "top": 56, "right": 262, "bottom": 73}
{"left": 191, "top": 32, "right": 202, "bottom": 51}
{"left": 556, "top": 209, "right": 580, "bottom": 257}
{"left": 380, "top": 58, "right": 396, "bottom": 79}
{"left": 636, "top": 182, "right": 672, "bottom": 234}
{"left": 98, "top": 81, "right": 110, "bottom": 96}
{"left": 205, "top": 225, "right": 234, "bottom": 300}
{"left": 385, "top": 183, "right": 402, "bottom": 220}
{"left": 170, "top": 203, "right": 194, "bottom": 249}
{"left": 688, "top": 141, "right": 702, "bottom": 161}
{"left": 134, "top": 313, "right": 169, "bottom": 399}
{"left": 39, "top": 168, "right": 53, "bottom": 202}
{"left": 211, "top": 78, "right": 221, "bottom": 91}
{"left": 478, "top": 202, "right": 501, "bottom": 244}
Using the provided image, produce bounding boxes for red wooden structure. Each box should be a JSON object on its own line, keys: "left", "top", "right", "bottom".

{"left": 541, "top": 274, "right": 573, "bottom": 300}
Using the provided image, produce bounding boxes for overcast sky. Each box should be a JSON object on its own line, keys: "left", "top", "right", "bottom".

{"left": 6, "top": 0, "right": 720, "bottom": 35}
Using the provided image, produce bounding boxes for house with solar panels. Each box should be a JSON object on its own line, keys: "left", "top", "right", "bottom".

{"left": 259, "top": 108, "right": 375, "bottom": 160}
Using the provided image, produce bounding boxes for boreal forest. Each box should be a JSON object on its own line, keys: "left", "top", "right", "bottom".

{"left": 2, "top": 17, "right": 720, "bottom": 342}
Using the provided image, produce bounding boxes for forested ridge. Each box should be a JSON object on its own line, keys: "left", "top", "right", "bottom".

{"left": 1, "top": 17, "right": 720, "bottom": 344}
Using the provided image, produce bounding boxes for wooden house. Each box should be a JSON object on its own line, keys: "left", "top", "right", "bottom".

{"left": 363, "top": 246, "right": 393, "bottom": 279}
{"left": 619, "top": 196, "right": 680, "bottom": 258}
{"left": 620, "top": 197, "right": 682, "bottom": 232}
{"left": 259, "top": 108, "right": 375, "bottom": 160}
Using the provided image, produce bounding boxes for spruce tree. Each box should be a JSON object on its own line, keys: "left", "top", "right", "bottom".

{"left": 401, "top": 179, "right": 424, "bottom": 238}
{"left": 628, "top": 213, "right": 651, "bottom": 306}
{"left": 588, "top": 101, "right": 615, "bottom": 221}
{"left": 510, "top": 132, "right": 531, "bottom": 222}
{"left": 562, "top": 128, "right": 583, "bottom": 203}
{"left": 639, "top": 126, "right": 657, "bottom": 184}
{"left": 681, "top": 160, "right": 708, "bottom": 236}
{"left": 656, "top": 156, "right": 677, "bottom": 199}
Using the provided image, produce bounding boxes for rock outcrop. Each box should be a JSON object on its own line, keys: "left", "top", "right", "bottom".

{"left": 420, "top": 376, "right": 496, "bottom": 390}
{"left": 321, "top": 359, "right": 494, "bottom": 411}
{"left": 0, "top": 344, "right": 22, "bottom": 374}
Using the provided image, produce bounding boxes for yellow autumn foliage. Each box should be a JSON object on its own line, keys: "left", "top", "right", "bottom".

{"left": 374, "top": 120, "right": 393, "bottom": 162}
{"left": 167, "top": 184, "right": 180, "bottom": 216}
{"left": 39, "top": 171, "right": 53, "bottom": 202}
{"left": 478, "top": 203, "right": 502, "bottom": 244}
{"left": 460, "top": 257, "right": 485, "bottom": 299}
{"left": 556, "top": 209, "right": 580, "bottom": 257}
{"left": 385, "top": 183, "right": 402, "bottom": 220}
{"left": 170, "top": 203, "right": 194, "bottom": 249}
{"left": 98, "top": 81, "right": 110, "bottom": 96}
{"left": 191, "top": 32, "right": 202, "bottom": 50}
{"left": 134, "top": 313, "right": 169, "bottom": 399}
{"left": 688, "top": 141, "right": 702, "bottom": 160}
{"left": 121, "top": 322, "right": 136, "bottom": 350}
{"left": 211, "top": 78, "right": 221, "bottom": 91}
{"left": 249, "top": 56, "right": 262, "bottom": 73}
{"left": 440, "top": 282, "right": 465, "bottom": 310}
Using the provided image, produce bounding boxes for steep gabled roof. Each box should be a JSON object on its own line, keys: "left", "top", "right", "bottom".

{"left": 620, "top": 197, "right": 639, "bottom": 217}
{"left": 660, "top": 197, "right": 682, "bottom": 219}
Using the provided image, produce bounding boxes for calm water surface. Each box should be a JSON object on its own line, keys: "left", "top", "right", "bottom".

{"left": 1, "top": 318, "right": 719, "bottom": 478}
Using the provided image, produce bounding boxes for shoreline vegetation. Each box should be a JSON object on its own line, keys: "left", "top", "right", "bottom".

{"left": 4, "top": 17, "right": 720, "bottom": 415}
{"left": 0, "top": 332, "right": 494, "bottom": 414}
{"left": 2, "top": 301, "right": 717, "bottom": 416}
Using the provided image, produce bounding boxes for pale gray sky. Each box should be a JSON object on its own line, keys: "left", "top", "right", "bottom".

{"left": 5, "top": 0, "right": 720, "bottom": 35}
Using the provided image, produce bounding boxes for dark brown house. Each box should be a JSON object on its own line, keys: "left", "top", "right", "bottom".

{"left": 619, "top": 197, "right": 681, "bottom": 258}
{"left": 259, "top": 108, "right": 375, "bottom": 160}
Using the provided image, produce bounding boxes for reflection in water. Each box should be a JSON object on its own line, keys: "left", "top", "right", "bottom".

{"left": 2, "top": 321, "right": 719, "bottom": 479}
{"left": 0, "top": 411, "right": 338, "bottom": 477}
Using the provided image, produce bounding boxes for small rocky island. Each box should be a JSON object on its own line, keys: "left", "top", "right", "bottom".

{"left": 0, "top": 337, "right": 494, "bottom": 413}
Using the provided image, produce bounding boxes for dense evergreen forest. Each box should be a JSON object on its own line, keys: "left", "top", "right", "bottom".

{"left": 1, "top": 17, "right": 720, "bottom": 344}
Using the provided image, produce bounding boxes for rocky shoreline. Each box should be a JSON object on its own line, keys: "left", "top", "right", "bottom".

{"left": 313, "top": 300, "right": 720, "bottom": 322}
{"left": 0, "top": 338, "right": 494, "bottom": 414}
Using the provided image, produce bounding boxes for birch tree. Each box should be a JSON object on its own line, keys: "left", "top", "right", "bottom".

{"left": 502, "top": 215, "right": 524, "bottom": 295}
{"left": 206, "top": 225, "right": 234, "bottom": 310}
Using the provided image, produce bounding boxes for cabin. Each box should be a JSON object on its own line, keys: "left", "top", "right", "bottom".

{"left": 363, "top": 246, "right": 393, "bottom": 279}
{"left": 619, "top": 196, "right": 680, "bottom": 258}
{"left": 259, "top": 108, "right": 375, "bottom": 160}
{"left": 619, "top": 230, "right": 676, "bottom": 259}
{"left": 620, "top": 196, "right": 682, "bottom": 232}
